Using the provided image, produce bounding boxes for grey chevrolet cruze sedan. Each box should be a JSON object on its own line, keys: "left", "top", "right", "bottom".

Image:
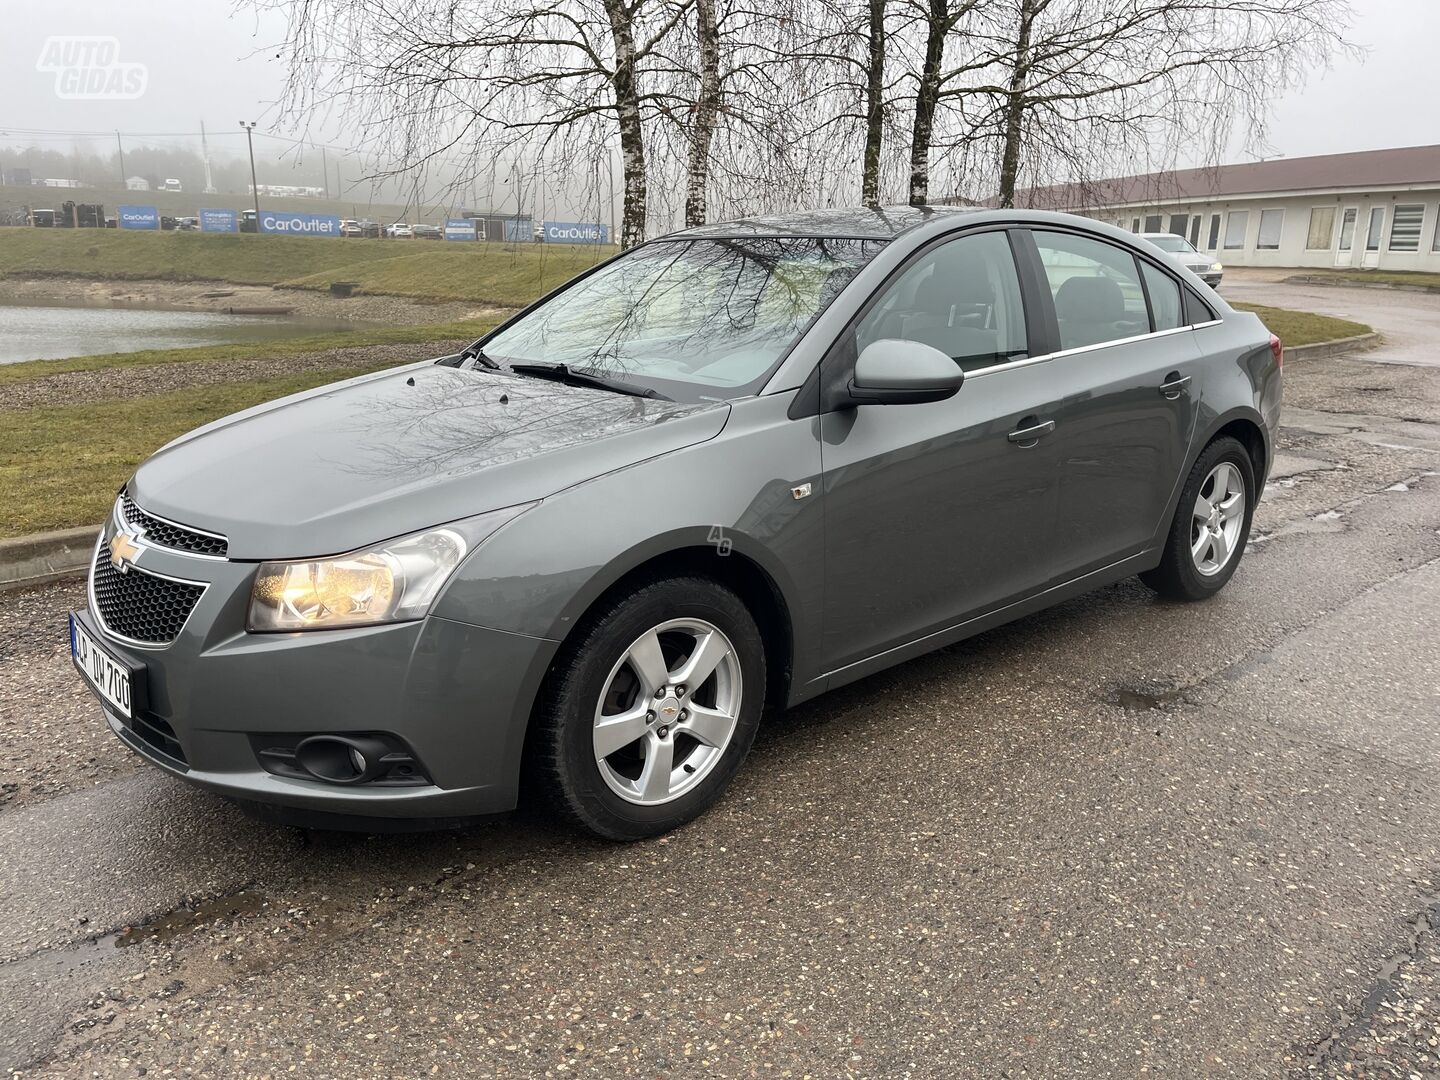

{"left": 70, "top": 207, "right": 1282, "bottom": 840}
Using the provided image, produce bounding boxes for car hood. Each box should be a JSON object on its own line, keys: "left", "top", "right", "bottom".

{"left": 129, "top": 363, "right": 730, "bottom": 559}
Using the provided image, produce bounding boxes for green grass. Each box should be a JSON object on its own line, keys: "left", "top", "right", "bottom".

{"left": 1230, "top": 302, "right": 1372, "bottom": 347}
{"left": 1288, "top": 268, "right": 1440, "bottom": 291}
{"left": 0, "top": 318, "right": 493, "bottom": 384}
{"left": 0, "top": 366, "right": 387, "bottom": 536}
{"left": 0, "top": 227, "right": 616, "bottom": 292}
{"left": 279, "top": 245, "right": 611, "bottom": 304}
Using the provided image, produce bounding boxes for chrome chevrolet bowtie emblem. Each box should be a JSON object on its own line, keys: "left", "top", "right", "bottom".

{"left": 110, "top": 529, "right": 143, "bottom": 573}
{"left": 661, "top": 705, "right": 678, "bottom": 717}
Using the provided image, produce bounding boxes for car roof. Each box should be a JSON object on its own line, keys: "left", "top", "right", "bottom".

{"left": 666, "top": 204, "right": 983, "bottom": 241}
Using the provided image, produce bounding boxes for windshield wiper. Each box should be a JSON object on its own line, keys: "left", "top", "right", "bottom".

{"left": 453, "top": 341, "right": 500, "bottom": 369}
{"left": 509, "top": 363, "right": 670, "bottom": 400}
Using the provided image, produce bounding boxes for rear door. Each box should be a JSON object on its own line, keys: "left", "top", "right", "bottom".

{"left": 816, "top": 228, "right": 1064, "bottom": 673}
{"left": 1019, "top": 228, "right": 1204, "bottom": 581}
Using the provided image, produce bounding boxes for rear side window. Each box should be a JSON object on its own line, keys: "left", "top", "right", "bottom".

{"left": 855, "top": 230, "right": 1028, "bottom": 371}
{"left": 1140, "top": 262, "right": 1183, "bottom": 331}
{"left": 1031, "top": 231, "right": 1149, "bottom": 350}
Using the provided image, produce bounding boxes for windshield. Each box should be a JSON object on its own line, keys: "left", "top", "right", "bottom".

{"left": 481, "top": 236, "right": 885, "bottom": 401}
{"left": 1148, "top": 235, "right": 1196, "bottom": 254}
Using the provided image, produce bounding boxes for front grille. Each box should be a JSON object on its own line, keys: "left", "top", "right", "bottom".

{"left": 119, "top": 492, "right": 228, "bottom": 558}
{"left": 92, "top": 540, "right": 205, "bottom": 645}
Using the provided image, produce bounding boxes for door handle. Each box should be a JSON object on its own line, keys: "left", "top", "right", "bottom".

{"left": 1007, "top": 418, "right": 1055, "bottom": 445}
{"left": 1159, "top": 372, "right": 1192, "bottom": 399}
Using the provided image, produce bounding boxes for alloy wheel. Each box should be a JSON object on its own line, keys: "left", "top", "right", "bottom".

{"left": 1190, "top": 461, "right": 1246, "bottom": 577}
{"left": 592, "top": 618, "right": 743, "bottom": 806}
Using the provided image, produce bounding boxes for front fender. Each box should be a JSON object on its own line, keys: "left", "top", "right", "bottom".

{"left": 429, "top": 392, "right": 825, "bottom": 680}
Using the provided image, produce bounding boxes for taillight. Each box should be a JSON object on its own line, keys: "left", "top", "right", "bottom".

{"left": 1269, "top": 333, "right": 1283, "bottom": 370}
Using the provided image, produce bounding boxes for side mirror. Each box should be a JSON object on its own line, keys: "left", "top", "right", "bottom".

{"left": 847, "top": 339, "right": 964, "bottom": 406}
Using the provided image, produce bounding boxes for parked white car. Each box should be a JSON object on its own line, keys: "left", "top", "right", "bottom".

{"left": 1139, "top": 233, "right": 1222, "bottom": 289}
{"left": 385, "top": 222, "right": 413, "bottom": 238}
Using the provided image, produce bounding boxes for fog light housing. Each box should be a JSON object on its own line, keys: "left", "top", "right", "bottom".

{"left": 251, "top": 732, "right": 431, "bottom": 787}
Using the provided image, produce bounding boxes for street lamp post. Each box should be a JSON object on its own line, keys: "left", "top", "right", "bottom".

{"left": 240, "top": 121, "right": 261, "bottom": 230}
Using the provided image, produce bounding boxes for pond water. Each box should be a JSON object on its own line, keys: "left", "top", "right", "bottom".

{"left": 0, "top": 296, "right": 376, "bottom": 364}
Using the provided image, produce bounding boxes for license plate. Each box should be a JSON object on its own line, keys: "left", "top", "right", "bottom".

{"left": 70, "top": 613, "right": 132, "bottom": 719}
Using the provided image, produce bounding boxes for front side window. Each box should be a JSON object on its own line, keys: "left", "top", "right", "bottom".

{"left": 1032, "top": 230, "right": 1149, "bottom": 350}
{"left": 483, "top": 236, "right": 884, "bottom": 401}
{"left": 1307, "top": 207, "right": 1336, "bottom": 250}
{"left": 1224, "top": 211, "right": 1249, "bottom": 250}
{"left": 1389, "top": 205, "right": 1425, "bottom": 252}
{"left": 854, "top": 230, "right": 1027, "bottom": 372}
{"left": 1257, "top": 209, "right": 1284, "bottom": 250}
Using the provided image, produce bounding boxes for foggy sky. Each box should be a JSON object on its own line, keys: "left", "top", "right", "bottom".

{"left": 2, "top": 0, "right": 1435, "bottom": 202}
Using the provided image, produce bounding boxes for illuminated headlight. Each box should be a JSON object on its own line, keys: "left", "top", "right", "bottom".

{"left": 247, "top": 505, "right": 532, "bottom": 632}
{"left": 1211, "top": 262, "right": 1223, "bottom": 272}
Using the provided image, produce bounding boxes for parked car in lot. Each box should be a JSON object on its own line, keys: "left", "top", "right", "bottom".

{"left": 412, "top": 223, "right": 441, "bottom": 240}
{"left": 359, "top": 220, "right": 382, "bottom": 239}
{"left": 385, "top": 222, "right": 413, "bottom": 238}
{"left": 70, "top": 207, "right": 1281, "bottom": 840}
{"left": 1139, "top": 232, "right": 1223, "bottom": 288}
{"left": 239, "top": 210, "right": 258, "bottom": 234}
{"left": 340, "top": 219, "right": 363, "bottom": 237}
{"left": 175, "top": 216, "right": 199, "bottom": 231}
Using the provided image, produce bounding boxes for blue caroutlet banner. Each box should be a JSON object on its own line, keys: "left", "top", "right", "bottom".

{"left": 444, "top": 218, "right": 476, "bottom": 241}
{"left": 118, "top": 205, "right": 159, "bottom": 230}
{"left": 259, "top": 210, "right": 342, "bottom": 237}
{"left": 199, "top": 208, "right": 238, "bottom": 233}
{"left": 543, "top": 220, "right": 611, "bottom": 244}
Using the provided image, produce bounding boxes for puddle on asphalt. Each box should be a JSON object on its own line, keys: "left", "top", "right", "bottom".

{"left": 114, "top": 889, "right": 267, "bottom": 948}
{"left": 1113, "top": 686, "right": 1181, "bottom": 711}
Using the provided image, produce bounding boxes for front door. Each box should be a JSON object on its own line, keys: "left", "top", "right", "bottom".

{"left": 1363, "top": 206, "right": 1385, "bottom": 268}
{"left": 818, "top": 229, "right": 1060, "bottom": 674}
{"left": 1336, "top": 207, "right": 1358, "bottom": 267}
{"left": 1024, "top": 229, "right": 1202, "bottom": 580}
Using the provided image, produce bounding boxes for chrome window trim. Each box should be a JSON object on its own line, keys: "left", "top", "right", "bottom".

{"left": 963, "top": 321, "right": 1211, "bottom": 381}
{"left": 116, "top": 494, "right": 229, "bottom": 561}
{"left": 88, "top": 529, "right": 211, "bottom": 652}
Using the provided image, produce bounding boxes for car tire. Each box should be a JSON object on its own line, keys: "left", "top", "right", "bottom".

{"left": 529, "top": 576, "right": 766, "bottom": 841}
{"left": 1140, "top": 435, "right": 1255, "bottom": 602}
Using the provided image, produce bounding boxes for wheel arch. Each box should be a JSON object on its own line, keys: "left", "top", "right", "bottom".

{"left": 544, "top": 532, "right": 797, "bottom": 714}
{"left": 1200, "top": 408, "right": 1271, "bottom": 494}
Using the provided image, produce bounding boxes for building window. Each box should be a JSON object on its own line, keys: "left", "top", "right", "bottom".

{"left": 1434, "top": 211, "right": 1440, "bottom": 252}
{"left": 1207, "top": 214, "right": 1221, "bottom": 251}
{"left": 1224, "top": 211, "right": 1249, "bottom": 250}
{"left": 1189, "top": 216, "right": 1202, "bottom": 246}
{"left": 1131, "top": 217, "right": 1141, "bottom": 233}
{"left": 1366, "top": 207, "right": 1385, "bottom": 252}
{"left": 1257, "top": 209, "right": 1284, "bottom": 250}
{"left": 1168, "top": 214, "right": 1188, "bottom": 236}
{"left": 1306, "top": 207, "right": 1336, "bottom": 250}
{"left": 1338, "top": 208, "right": 1358, "bottom": 251}
{"left": 1388, "top": 205, "right": 1425, "bottom": 252}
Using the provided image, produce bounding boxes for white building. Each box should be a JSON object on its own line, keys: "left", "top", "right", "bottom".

{"left": 1013, "top": 144, "right": 1440, "bottom": 274}
{"left": 125, "top": 176, "right": 151, "bottom": 191}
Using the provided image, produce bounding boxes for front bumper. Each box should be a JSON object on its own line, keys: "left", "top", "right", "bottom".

{"left": 72, "top": 538, "right": 558, "bottom": 823}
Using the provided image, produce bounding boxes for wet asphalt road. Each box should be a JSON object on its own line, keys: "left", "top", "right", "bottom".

{"left": 2, "top": 283, "right": 1440, "bottom": 1078}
